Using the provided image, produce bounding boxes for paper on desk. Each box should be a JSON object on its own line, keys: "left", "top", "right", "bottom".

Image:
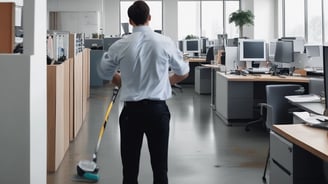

{"left": 285, "top": 94, "right": 321, "bottom": 103}
{"left": 293, "top": 111, "right": 327, "bottom": 125}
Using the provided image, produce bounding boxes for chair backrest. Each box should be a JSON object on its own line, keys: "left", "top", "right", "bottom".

{"left": 309, "top": 77, "right": 324, "bottom": 96}
{"left": 265, "top": 84, "right": 303, "bottom": 129}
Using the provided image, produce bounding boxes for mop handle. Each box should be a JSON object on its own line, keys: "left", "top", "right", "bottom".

{"left": 93, "top": 86, "right": 120, "bottom": 162}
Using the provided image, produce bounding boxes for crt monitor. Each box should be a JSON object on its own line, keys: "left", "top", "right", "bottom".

{"left": 238, "top": 39, "right": 266, "bottom": 62}
{"left": 274, "top": 41, "right": 294, "bottom": 63}
{"left": 183, "top": 39, "right": 200, "bottom": 56}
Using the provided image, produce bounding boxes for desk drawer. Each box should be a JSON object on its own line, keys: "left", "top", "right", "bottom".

{"left": 270, "top": 159, "right": 293, "bottom": 184}
{"left": 270, "top": 131, "right": 293, "bottom": 172}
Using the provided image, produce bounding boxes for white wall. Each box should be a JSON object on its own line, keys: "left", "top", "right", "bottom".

{"left": 0, "top": 0, "right": 47, "bottom": 183}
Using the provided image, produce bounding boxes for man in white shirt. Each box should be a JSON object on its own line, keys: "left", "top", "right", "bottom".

{"left": 97, "top": 1, "right": 189, "bottom": 183}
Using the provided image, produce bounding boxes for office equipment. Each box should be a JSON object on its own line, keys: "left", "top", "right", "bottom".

{"left": 217, "top": 34, "right": 227, "bottom": 48}
{"left": 271, "top": 124, "right": 327, "bottom": 184}
{"left": 224, "top": 46, "right": 238, "bottom": 71}
{"left": 121, "top": 22, "right": 130, "bottom": 35}
{"left": 260, "top": 84, "right": 303, "bottom": 182}
{"left": 205, "top": 47, "right": 214, "bottom": 63}
{"left": 323, "top": 46, "right": 328, "bottom": 116}
{"left": 309, "top": 77, "right": 324, "bottom": 96}
{"left": 84, "top": 38, "right": 103, "bottom": 50}
{"left": 280, "top": 37, "right": 305, "bottom": 53}
{"left": 183, "top": 39, "right": 200, "bottom": 57}
{"left": 274, "top": 40, "right": 294, "bottom": 63}
{"left": 215, "top": 72, "right": 309, "bottom": 125}
{"left": 238, "top": 39, "right": 267, "bottom": 69}
{"left": 285, "top": 94, "right": 321, "bottom": 103}
{"left": 195, "top": 66, "right": 211, "bottom": 94}
{"left": 246, "top": 67, "right": 270, "bottom": 74}
{"left": 200, "top": 37, "right": 208, "bottom": 54}
{"left": 238, "top": 39, "right": 267, "bottom": 62}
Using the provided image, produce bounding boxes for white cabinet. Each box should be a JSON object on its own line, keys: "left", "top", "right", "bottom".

{"left": 270, "top": 131, "right": 323, "bottom": 184}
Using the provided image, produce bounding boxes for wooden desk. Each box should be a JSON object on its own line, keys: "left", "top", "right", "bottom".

{"left": 215, "top": 72, "right": 310, "bottom": 125}
{"left": 270, "top": 124, "right": 328, "bottom": 183}
{"left": 273, "top": 124, "right": 328, "bottom": 161}
{"left": 188, "top": 57, "right": 206, "bottom": 63}
{"left": 221, "top": 73, "right": 309, "bottom": 83}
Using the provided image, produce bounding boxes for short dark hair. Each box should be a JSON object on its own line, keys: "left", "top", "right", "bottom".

{"left": 128, "top": 1, "right": 150, "bottom": 26}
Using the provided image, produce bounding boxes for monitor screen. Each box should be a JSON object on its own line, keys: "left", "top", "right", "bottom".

{"left": 274, "top": 41, "right": 294, "bottom": 63}
{"left": 185, "top": 39, "right": 200, "bottom": 52}
{"left": 238, "top": 39, "right": 266, "bottom": 61}
{"left": 323, "top": 46, "right": 328, "bottom": 114}
{"left": 183, "top": 39, "right": 200, "bottom": 56}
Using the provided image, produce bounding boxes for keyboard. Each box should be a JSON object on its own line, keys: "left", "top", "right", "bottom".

{"left": 247, "top": 67, "right": 270, "bottom": 74}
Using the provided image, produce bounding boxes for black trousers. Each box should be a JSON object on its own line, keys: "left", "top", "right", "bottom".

{"left": 119, "top": 100, "right": 171, "bottom": 184}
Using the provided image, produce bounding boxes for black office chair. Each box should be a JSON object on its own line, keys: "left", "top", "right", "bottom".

{"left": 260, "top": 84, "right": 304, "bottom": 182}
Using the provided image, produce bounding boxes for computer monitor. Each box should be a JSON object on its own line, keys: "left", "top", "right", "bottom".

{"left": 274, "top": 41, "right": 294, "bottom": 63}
{"left": 323, "top": 46, "right": 328, "bottom": 115}
{"left": 205, "top": 47, "right": 214, "bottom": 63}
{"left": 183, "top": 39, "right": 200, "bottom": 57}
{"left": 238, "top": 39, "right": 266, "bottom": 62}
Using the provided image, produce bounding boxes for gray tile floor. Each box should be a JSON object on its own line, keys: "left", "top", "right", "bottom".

{"left": 47, "top": 85, "right": 269, "bottom": 184}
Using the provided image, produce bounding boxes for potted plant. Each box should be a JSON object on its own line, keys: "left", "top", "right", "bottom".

{"left": 229, "top": 9, "right": 254, "bottom": 37}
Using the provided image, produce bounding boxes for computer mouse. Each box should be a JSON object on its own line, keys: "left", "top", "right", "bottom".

{"left": 241, "top": 70, "right": 249, "bottom": 76}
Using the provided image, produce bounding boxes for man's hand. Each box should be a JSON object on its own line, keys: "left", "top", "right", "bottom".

{"left": 112, "top": 72, "right": 122, "bottom": 87}
{"left": 169, "top": 73, "right": 189, "bottom": 85}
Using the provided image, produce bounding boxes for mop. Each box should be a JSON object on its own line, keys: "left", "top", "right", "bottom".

{"left": 73, "top": 86, "right": 120, "bottom": 182}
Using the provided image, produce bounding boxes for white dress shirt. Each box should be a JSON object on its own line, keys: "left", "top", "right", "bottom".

{"left": 98, "top": 26, "right": 189, "bottom": 102}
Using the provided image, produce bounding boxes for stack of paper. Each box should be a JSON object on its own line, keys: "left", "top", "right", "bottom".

{"left": 285, "top": 94, "right": 321, "bottom": 103}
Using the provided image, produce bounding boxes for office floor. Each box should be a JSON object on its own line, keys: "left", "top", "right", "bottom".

{"left": 47, "top": 85, "right": 269, "bottom": 184}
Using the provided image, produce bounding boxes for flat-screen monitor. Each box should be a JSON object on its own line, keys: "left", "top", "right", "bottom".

{"left": 323, "top": 46, "right": 328, "bottom": 115}
{"left": 274, "top": 41, "right": 294, "bottom": 63}
{"left": 238, "top": 39, "right": 266, "bottom": 62}
{"left": 183, "top": 39, "right": 200, "bottom": 56}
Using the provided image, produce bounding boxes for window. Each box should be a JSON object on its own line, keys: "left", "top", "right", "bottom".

{"left": 284, "top": 0, "right": 304, "bottom": 37}
{"left": 120, "top": 1, "right": 162, "bottom": 34}
{"left": 225, "top": 1, "right": 240, "bottom": 38}
{"left": 178, "top": 1, "right": 201, "bottom": 40}
{"left": 178, "top": 0, "right": 240, "bottom": 40}
{"left": 307, "top": 0, "right": 322, "bottom": 44}
{"left": 201, "top": 1, "right": 223, "bottom": 40}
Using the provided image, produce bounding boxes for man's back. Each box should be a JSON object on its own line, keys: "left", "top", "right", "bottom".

{"left": 109, "top": 26, "right": 180, "bottom": 101}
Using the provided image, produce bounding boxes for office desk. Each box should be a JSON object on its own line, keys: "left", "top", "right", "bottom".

{"left": 285, "top": 96, "right": 325, "bottom": 115}
{"left": 202, "top": 64, "right": 222, "bottom": 109}
{"left": 270, "top": 124, "right": 328, "bottom": 184}
{"left": 180, "top": 57, "right": 207, "bottom": 84}
{"left": 188, "top": 57, "right": 206, "bottom": 63}
{"left": 215, "top": 72, "right": 309, "bottom": 125}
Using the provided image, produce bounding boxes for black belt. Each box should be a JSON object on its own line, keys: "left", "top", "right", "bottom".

{"left": 124, "top": 99, "right": 165, "bottom": 106}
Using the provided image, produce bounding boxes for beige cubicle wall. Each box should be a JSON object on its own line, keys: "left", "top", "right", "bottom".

{"left": 47, "top": 60, "right": 70, "bottom": 172}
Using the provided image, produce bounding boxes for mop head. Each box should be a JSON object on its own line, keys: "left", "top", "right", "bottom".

{"left": 75, "top": 160, "right": 100, "bottom": 182}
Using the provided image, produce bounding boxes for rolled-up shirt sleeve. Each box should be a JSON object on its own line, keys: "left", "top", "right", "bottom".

{"left": 97, "top": 50, "right": 119, "bottom": 81}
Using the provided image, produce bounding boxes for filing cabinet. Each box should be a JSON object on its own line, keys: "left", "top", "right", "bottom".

{"left": 270, "top": 131, "right": 323, "bottom": 184}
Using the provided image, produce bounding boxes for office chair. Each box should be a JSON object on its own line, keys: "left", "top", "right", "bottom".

{"left": 309, "top": 77, "right": 324, "bottom": 96}
{"left": 261, "top": 84, "right": 304, "bottom": 182}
